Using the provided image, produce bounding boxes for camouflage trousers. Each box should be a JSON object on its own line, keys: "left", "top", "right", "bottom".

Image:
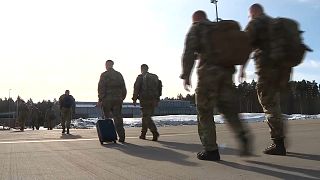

{"left": 256, "top": 67, "right": 291, "bottom": 140}
{"left": 102, "top": 99, "right": 125, "bottom": 140}
{"left": 140, "top": 100, "right": 158, "bottom": 134}
{"left": 47, "top": 118, "right": 54, "bottom": 130}
{"left": 17, "top": 111, "right": 28, "bottom": 131}
{"left": 60, "top": 107, "right": 72, "bottom": 130}
{"left": 196, "top": 67, "right": 248, "bottom": 151}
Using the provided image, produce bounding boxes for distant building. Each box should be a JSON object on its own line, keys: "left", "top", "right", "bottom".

{"left": 75, "top": 100, "right": 196, "bottom": 118}
{"left": 155, "top": 100, "right": 197, "bottom": 115}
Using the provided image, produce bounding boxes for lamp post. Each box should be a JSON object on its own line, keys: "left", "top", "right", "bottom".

{"left": 210, "top": 0, "right": 219, "bottom": 22}
{"left": 9, "top": 89, "right": 11, "bottom": 116}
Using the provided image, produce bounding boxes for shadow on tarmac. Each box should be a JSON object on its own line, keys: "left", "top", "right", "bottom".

{"left": 60, "top": 134, "right": 82, "bottom": 139}
{"left": 158, "top": 141, "right": 259, "bottom": 157}
{"left": 104, "top": 142, "right": 198, "bottom": 166}
{"left": 219, "top": 160, "right": 319, "bottom": 180}
{"left": 287, "top": 152, "right": 320, "bottom": 161}
{"left": 157, "top": 140, "right": 202, "bottom": 153}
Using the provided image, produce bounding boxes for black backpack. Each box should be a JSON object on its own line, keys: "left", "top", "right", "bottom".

{"left": 63, "top": 95, "right": 74, "bottom": 108}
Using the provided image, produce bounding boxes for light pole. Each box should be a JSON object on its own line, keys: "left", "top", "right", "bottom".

{"left": 8, "top": 89, "right": 11, "bottom": 116}
{"left": 210, "top": 0, "right": 219, "bottom": 22}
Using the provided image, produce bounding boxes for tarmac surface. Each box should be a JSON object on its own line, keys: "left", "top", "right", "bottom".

{"left": 0, "top": 119, "right": 319, "bottom": 180}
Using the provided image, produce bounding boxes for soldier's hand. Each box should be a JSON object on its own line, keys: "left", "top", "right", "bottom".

{"left": 183, "top": 79, "right": 191, "bottom": 92}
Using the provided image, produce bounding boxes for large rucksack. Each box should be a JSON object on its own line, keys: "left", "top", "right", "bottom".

{"left": 208, "top": 20, "right": 252, "bottom": 67}
{"left": 269, "top": 18, "right": 312, "bottom": 67}
{"left": 141, "top": 73, "right": 162, "bottom": 100}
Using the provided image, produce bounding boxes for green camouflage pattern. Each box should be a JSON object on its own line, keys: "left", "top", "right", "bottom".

{"left": 45, "top": 108, "right": 56, "bottom": 130}
{"left": 181, "top": 20, "right": 248, "bottom": 151}
{"left": 101, "top": 99, "right": 125, "bottom": 140}
{"left": 196, "top": 67, "right": 247, "bottom": 151}
{"left": 17, "top": 102, "right": 29, "bottom": 131}
{"left": 98, "top": 68, "right": 127, "bottom": 102}
{"left": 60, "top": 107, "right": 72, "bottom": 130}
{"left": 133, "top": 72, "right": 159, "bottom": 134}
{"left": 246, "top": 14, "right": 292, "bottom": 140}
{"left": 133, "top": 72, "right": 161, "bottom": 101}
{"left": 140, "top": 100, "right": 158, "bottom": 133}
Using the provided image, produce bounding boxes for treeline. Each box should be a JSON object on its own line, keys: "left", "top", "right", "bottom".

{"left": 166, "top": 80, "right": 320, "bottom": 115}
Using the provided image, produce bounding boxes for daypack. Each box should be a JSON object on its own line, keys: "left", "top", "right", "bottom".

{"left": 269, "top": 17, "right": 312, "bottom": 67}
{"left": 209, "top": 20, "right": 251, "bottom": 67}
{"left": 141, "top": 73, "right": 162, "bottom": 100}
{"left": 63, "top": 95, "right": 74, "bottom": 108}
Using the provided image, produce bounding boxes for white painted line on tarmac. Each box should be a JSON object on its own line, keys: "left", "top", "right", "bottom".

{"left": 0, "top": 132, "right": 198, "bottom": 144}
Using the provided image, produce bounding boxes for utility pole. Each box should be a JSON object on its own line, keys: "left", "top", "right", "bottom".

{"left": 210, "top": 0, "right": 219, "bottom": 22}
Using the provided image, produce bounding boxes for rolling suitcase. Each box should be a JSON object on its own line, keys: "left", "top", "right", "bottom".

{"left": 96, "top": 119, "right": 117, "bottom": 144}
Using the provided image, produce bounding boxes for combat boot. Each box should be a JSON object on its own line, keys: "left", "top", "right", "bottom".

{"left": 263, "top": 139, "right": 286, "bottom": 156}
{"left": 139, "top": 131, "right": 147, "bottom": 140}
{"left": 66, "top": 128, "right": 70, "bottom": 134}
{"left": 62, "top": 129, "right": 65, "bottom": 134}
{"left": 152, "top": 131, "right": 159, "bottom": 141}
{"left": 197, "top": 149, "right": 220, "bottom": 161}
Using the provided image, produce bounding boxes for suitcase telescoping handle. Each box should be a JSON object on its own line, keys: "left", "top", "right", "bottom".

{"left": 99, "top": 105, "right": 106, "bottom": 119}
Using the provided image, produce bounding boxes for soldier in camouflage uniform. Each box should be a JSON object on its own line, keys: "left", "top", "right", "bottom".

{"left": 132, "top": 64, "right": 160, "bottom": 141}
{"left": 17, "top": 98, "right": 29, "bottom": 131}
{"left": 181, "top": 10, "right": 251, "bottom": 161}
{"left": 59, "top": 90, "right": 75, "bottom": 134}
{"left": 239, "top": 3, "right": 289, "bottom": 156}
{"left": 45, "top": 104, "right": 56, "bottom": 130}
{"left": 98, "top": 60, "right": 126, "bottom": 143}
{"left": 30, "top": 104, "right": 40, "bottom": 130}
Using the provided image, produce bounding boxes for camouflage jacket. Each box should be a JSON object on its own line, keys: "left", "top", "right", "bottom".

{"left": 245, "top": 14, "right": 273, "bottom": 69}
{"left": 59, "top": 94, "right": 75, "bottom": 109}
{"left": 98, "top": 68, "right": 127, "bottom": 101}
{"left": 132, "top": 72, "right": 160, "bottom": 101}
{"left": 18, "top": 102, "right": 28, "bottom": 113}
{"left": 180, "top": 19, "right": 234, "bottom": 81}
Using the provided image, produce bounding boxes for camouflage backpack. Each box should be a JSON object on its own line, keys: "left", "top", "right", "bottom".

{"left": 209, "top": 20, "right": 252, "bottom": 67}
{"left": 269, "top": 18, "right": 312, "bottom": 67}
{"left": 141, "top": 73, "right": 162, "bottom": 100}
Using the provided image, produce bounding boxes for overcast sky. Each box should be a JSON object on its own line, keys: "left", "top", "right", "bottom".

{"left": 0, "top": 0, "right": 319, "bottom": 102}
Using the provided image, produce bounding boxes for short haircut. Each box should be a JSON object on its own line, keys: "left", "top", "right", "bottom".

{"left": 65, "top": 90, "right": 70, "bottom": 93}
{"left": 106, "top": 60, "right": 114, "bottom": 65}
{"left": 141, "top": 64, "right": 149, "bottom": 70}
{"left": 192, "top": 10, "right": 207, "bottom": 20}
{"left": 250, "top": 3, "right": 264, "bottom": 12}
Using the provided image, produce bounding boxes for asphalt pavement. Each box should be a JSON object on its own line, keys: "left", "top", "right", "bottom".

{"left": 0, "top": 120, "right": 319, "bottom": 180}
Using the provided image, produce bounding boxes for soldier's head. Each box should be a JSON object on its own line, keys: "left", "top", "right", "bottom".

{"left": 105, "top": 60, "right": 114, "bottom": 70}
{"left": 141, "top": 64, "right": 149, "bottom": 74}
{"left": 192, "top": 10, "right": 207, "bottom": 23}
{"left": 249, "top": 3, "right": 264, "bottom": 20}
{"left": 65, "top": 90, "right": 70, "bottom": 95}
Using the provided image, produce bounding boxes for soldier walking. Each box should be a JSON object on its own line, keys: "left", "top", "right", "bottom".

{"left": 132, "top": 64, "right": 161, "bottom": 141}
{"left": 180, "top": 10, "right": 251, "bottom": 161}
{"left": 239, "top": 4, "right": 290, "bottom": 155}
{"left": 59, "top": 90, "right": 75, "bottom": 134}
{"left": 45, "top": 104, "right": 56, "bottom": 130}
{"left": 98, "top": 60, "right": 126, "bottom": 143}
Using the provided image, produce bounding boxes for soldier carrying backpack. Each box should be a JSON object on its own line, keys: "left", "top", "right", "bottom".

{"left": 239, "top": 3, "right": 312, "bottom": 156}
{"left": 132, "top": 64, "right": 161, "bottom": 141}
